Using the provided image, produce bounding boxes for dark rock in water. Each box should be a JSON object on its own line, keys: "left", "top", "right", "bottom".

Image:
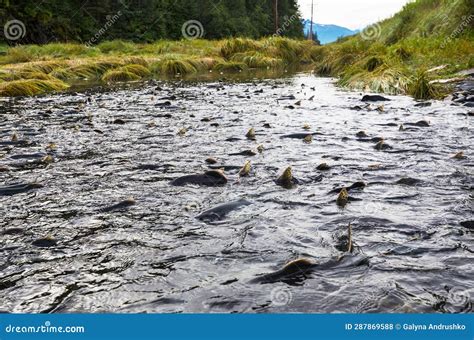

{"left": 32, "top": 237, "right": 57, "bottom": 248}
{"left": 468, "top": 111, "right": 474, "bottom": 117}
{"left": 263, "top": 123, "right": 272, "bottom": 128}
{"left": 0, "top": 183, "right": 43, "bottom": 196}
{"left": 362, "top": 95, "right": 391, "bottom": 102}
{"left": 356, "top": 131, "right": 368, "bottom": 138}
{"left": 196, "top": 199, "right": 252, "bottom": 222}
{"left": 225, "top": 137, "right": 241, "bottom": 142}
{"left": 460, "top": 221, "right": 474, "bottom": 230}
{"left": 229, "top": 150, "right": 257, "bottom": 157}
{"left": 464, "top": 102, "right": 474, "bottom": 108}
{"left": 414, "top": 102, "right": 432, "bottom": 107}
{"left": 171, "top": 170, "right": 227, "bottom": 187}
{"left": 396, "top": 177, "right": 422, "bottom": 186}
{"left": 99, "top": 198, "right": 136, "bottom": 213}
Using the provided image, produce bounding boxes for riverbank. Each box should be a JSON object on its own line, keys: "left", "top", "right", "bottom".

{"left": 0, "top": 38, "right": 318, "bottom": 97}
{"left": 312, "top": 0, "right": 473, "bottom": 100}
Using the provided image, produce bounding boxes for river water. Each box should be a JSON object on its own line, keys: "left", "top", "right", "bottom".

{"left": 0, "top": 73, "right": 472, "bottom": 313}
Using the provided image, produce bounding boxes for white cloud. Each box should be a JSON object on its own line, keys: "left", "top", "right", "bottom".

{"left": 298, "top": 0, "right": 412, "bottom": 30}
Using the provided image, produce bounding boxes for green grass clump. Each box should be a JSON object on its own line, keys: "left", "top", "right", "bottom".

{"left": 339, "top": 65, "right": 411, "bottom": 95}
{"left": 214, "top": 61, "right": 248, "bottom": 72}
{"left": 156, "top": 59, "right": 198, "bottom": 75}
{"left": 119, "top": 64, "right": 151, "bottom": 77}
{"left": 264, "top": 37, "right": 308, "bottom": 64}
{"left": 101, "top": 69, "right": 141, "bottom": 83}
{"left": 187, "top": 57, "right": 221, "bottom": 71}
{"left": 0, "top": 78, "right": 69, "bottom": 96}
{"left": 232, "top": 52, "right": 284, "bottom": 69}
{"left": 52, "top": 59, "right": 124, "bottom": 80}
{"left": 97, "top": 40, "right": 137, "bottom": 54}
{"left": 101, "top": 64, "right": 152, "bottom": 82}
{"left": 365, "top": 57, "right": 384, "bottom": 72}
{"left": 409, "top": 70, "right": 438, "bottom": 99}
{"left": 14, "top": 60, "right": 69, "bottom": 74}
{"left": 220, "top": 38, "right": 261, "bottom": 59}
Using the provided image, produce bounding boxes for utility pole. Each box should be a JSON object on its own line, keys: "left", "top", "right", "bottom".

{"left": 309, "top": 0, "right": 314, "bottom": 41}
{"left": 274, "top": 0, "right": 279, "bottom": 34}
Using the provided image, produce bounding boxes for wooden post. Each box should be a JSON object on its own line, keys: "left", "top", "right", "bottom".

{"left": 274, "top": 0, "right": 279, "bottom": 34}
{"left": 309, "top": 0, "right": 314, "bottom": 41}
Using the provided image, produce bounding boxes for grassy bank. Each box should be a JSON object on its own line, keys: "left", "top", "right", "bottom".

{"left": 313, "top": 0, "right": 474, "bottom": 99}
{"left": 0, "top": 38, "right": 319, "bottom": 97}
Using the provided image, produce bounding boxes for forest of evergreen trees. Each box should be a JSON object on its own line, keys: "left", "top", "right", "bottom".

{"left": 0, "top": 0, "right": 304, "bottom": 44}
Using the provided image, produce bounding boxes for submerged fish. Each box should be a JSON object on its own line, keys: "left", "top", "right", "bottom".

{"left": 196, "top": 199, "right": 252, "bottom": 222}
{"left": 171, "top": 170, "right": 227, "bottom": 187}
{"left": 0, "top": 183, "right": 43, "bottom": 196}
{"left": 99, "top": 198, "right": 136, "bottom": 213}
{"left": 280, "top": 133, "right": 320, "bottom": 139}
{"left": 275, "top": 167, "right": 299, "bottom": 189}
{"left": 251, "top": 254, "right": 369, "bottom": 284}
{"left": 239, "top": 161, "right": 251, "bottom": 177}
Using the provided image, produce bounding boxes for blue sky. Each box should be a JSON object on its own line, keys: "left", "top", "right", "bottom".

{"left": 297, "top": 0, "right": 411, "bottom": 30}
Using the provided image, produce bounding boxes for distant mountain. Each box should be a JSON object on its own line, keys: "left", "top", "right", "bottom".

{"left": 302, "top": 20, "right": 358, "bottom": 44}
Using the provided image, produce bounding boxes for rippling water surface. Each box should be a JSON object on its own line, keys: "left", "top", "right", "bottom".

{"left": 0, "top": 74, "right": 472, "bottom": 313}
